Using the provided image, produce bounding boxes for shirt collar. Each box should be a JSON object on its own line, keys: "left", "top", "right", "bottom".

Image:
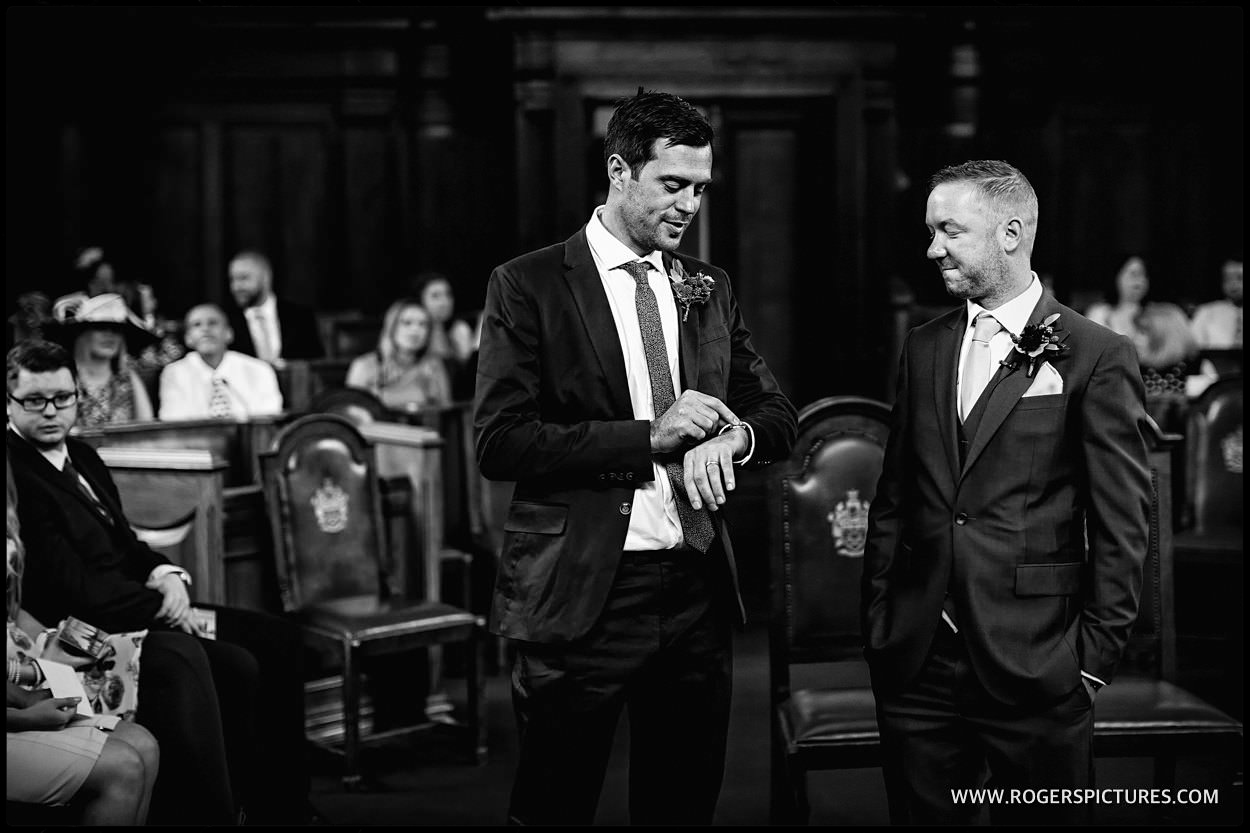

{"left": 246, "top": 294, "right": 277, "bottom": 318}
{"left": 966, "top": 273, "right": 1044, "bottom": 337}
{"left": 586, "top": 207, "right": 667, "bottom": 276}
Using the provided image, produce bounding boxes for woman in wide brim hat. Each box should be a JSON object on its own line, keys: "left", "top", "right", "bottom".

{"left": 45, "top": 293, "right": 159, "bottom": 427}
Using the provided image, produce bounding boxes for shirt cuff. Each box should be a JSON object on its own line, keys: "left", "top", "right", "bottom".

{"left": 148, "top": 565, "right": 192, "bottom": 587}
{"left": 718, "top": 421, "right": 755, "bottom": 466}
{"left": 1080, "top": 670, "right": 1106, "bottom": 689}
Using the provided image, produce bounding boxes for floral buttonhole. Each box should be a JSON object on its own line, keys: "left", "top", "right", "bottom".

{"left": 670, "top": 259, "right": 716, "bottom": 322}
{"left": 1001, "top": 312, "right": 1070, "bottom": 378}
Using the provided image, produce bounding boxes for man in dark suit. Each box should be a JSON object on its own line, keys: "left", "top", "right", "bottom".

{"left": 226, "top": 249, "right": 324, "bottom": 363}
{"left": 861, "top": 160, "right": 1153, "bottom": 824}
{"left": 475, "top": 90, "right": 796, "bottom": 825}
{"left": 6, "top": 338, "right": 308, "bottom": 825}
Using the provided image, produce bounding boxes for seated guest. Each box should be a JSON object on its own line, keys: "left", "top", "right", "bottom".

{"left": 346, "top": 296, "right": 452, "bottom": 412}
{"left": 158, "top": 303, "right": 283, "bottom": 421}
{"left": 70, "top": 247, "right": 118, "bottom": 299}
{"left": 225, "top": 249, "right": 324, "bottom": 364}
{"left": 1086, "top": 254, "right": 1151, "bottom": 340}
{"left": 47, "top": 292, "right": 157, "bottom": 428}
{"left": 6, "top": 291, "right": 52, "bottom": 348}
{"left": 7, "top": 339, "right": 307, "bottom": 825}
{"left": 8, "top": 459, "right": 160, "bottom": 825}
{"left": 1134, "top": 301, "right": 1200, "bottom": 433}
{"left": 117, "top": 280, "right": 186, "bottom": 375}
{"left": 1190, "top": 257, "right": 1243, "bottom": 350}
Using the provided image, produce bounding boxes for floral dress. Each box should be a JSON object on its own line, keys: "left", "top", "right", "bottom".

{"left": 76, "top": 372, "right": 139, "bottom": 428}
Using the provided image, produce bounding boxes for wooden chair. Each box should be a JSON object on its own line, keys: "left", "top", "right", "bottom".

{"left": 259, "top": 413, "right": 485, "bottom": 788}
{"left": 768, "top": 398, "right": 1243, "bottom": 824}
{"left": 767, "top": 395, "right": 889, "bottom": 823}
{"left": 308, "top": 385, "right": 393, "bottom": 426}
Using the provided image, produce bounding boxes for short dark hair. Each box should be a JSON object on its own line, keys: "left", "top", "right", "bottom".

{"left": 6, "top": 339, "right": 77, "bottom": 394}
{"left": 603, "top": 90, "right": 714, "bottom": 176}
{"left": 929, "top": 160, "right": 1038, "bottom": 217}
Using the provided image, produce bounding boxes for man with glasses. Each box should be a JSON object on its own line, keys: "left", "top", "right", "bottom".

{"left": 6, "top": 338, "right": 309, "bottom": 825}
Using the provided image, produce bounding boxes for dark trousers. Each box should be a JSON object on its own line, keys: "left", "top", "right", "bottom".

{"left": 211, "top": 604, "right": 310, "bottom": 825}
{"left": 876, "top": 624, "right": 1094, "bottom": 825}
{"left": 507, "top": 548, "right": 733, "bottom": 826}
{"left": 137, "top": 608, "right": 309, "bottom": 826}
{"left": 138, "top": 630, "right": 256, "bottom": 826}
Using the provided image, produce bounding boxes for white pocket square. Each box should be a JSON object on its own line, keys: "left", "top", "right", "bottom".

{"left": 1022, "top": 362, "right": 1063, "bottom": 397}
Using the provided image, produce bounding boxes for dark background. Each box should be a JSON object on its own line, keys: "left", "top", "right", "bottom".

{"left": 7, "top": 4, "right": 1243, "bottom": 407}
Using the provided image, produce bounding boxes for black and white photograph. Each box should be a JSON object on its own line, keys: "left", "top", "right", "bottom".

{"left": 6, "top": 5, "right": 1242, "bottom": 826}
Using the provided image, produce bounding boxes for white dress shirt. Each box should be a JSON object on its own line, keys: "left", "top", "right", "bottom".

{"left": 158, "top": 350, "right": 284, "bottom": 421}
{"left": 244, "top": 295, "right": 283, "bottom": 362}
{"left": 956, "top": 273, "right": 1044, "bottom": 407}
{"left": 586, "top": 208, "right": 685, "bottom": 550}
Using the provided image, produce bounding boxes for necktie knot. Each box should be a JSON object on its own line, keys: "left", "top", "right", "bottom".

{"left": 619, "top": 261, "right": 654, "bottom": 284}
{"left": 972, "top": 312, "right": 1003, "bottom": 343}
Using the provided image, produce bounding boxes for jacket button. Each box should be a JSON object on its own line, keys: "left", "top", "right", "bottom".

{"left": 955, "top": 513, "right": 969, "bottom": 525}
{"left": 619, "top": 502, "right": 631, "bottom": 515}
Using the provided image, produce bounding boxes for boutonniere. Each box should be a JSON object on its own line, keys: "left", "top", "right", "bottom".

{"left": 670, "top": 259, "right": 715, "bottom": 322}
{"left": 1001, "top": 313, "right": 1070, "bottom": 378}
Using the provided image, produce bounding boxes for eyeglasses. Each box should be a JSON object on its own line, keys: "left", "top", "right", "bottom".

{"left": 7, "top": 391, "right": 78, "bottom": 413}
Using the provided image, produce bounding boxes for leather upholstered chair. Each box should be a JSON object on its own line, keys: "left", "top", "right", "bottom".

{"left": 1174, "top": 375, "right": 1242, "bottom": 560}
{"left": 308, "top": 385, "right": 393, "bottom": 425}
{"left": 769, "top": 399, "right": 1243, "bottom": 824}
{"left": 767, "top": 396, "right": 889, "bottom": 823}
{"left": 259, "top": 413, "right": 485, "bottom": 788}
{"left": 1092, "top": 419, "right": 1243, "bottom": 791}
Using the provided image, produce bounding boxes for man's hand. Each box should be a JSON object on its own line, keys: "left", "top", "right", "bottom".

{"left": 681, "top": 427, "right": 749, "bottom": 511}
{"left": 650, "top": 391, "right": 739, "bottom": 454}
{"left": 149, "top": 573, "right": 192, "bottom": 627}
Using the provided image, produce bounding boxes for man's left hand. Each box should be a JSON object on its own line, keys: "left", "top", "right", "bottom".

{"left": 682, "top": 428, "right": 748, "bottom": 511}
{"left": 150, "top": 573, "right": 191, "bottom": 626}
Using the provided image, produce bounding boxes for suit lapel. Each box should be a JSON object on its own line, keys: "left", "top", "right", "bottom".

{"left": 934, "top": 309, "right": 965, "bottom": 486}
{"left": 562, "top": 229, "right": 634, "bottom": 417}
{"left": 7, "top": 433, "right": 107, "bottom": 523}
{"left": 959, "top": 292, "right": 1065, "bottom": 478}
{"left": 664, "top": 252, "right": 701, "bottom": 392}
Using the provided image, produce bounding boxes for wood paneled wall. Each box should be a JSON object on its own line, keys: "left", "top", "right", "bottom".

{"left": 6, "top": 6, "right": 1241, "bottom": 407}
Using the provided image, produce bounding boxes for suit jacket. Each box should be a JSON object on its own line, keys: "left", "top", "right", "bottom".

{"left": 474, "top": 227, "right": 797, "bottom": 643}
{"left": 8, "top": 431, "right": 170, "bottom": 633}
{"left": 227, "top": 297, "right": 325, "bottom": 360}
{"left": 861, "top": 290, "right": 1152, "bottom": 706}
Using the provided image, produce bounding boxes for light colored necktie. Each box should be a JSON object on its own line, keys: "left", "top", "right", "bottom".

{"left": 209, "top": 376, "right": 234, "bottom": 418}
{"left": 252, "top": 308, "right": 275, "bottom": 362}
{"left": 620, "top": 260, "right": 715, "bottom": 553}
{"left": 960, "top": 312, "right": 1004, "bottom": 422}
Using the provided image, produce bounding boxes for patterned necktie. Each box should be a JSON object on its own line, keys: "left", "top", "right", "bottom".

{"left": 620, "top": 260, "right": 716, "bottom": 553}
{"left": 960, "top": 312, "right": 1004, "bottom": 422}
{"left": 209, "top": 376, "right": 234, "bottom": 418}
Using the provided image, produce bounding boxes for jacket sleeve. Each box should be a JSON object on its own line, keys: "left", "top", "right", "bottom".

{"left": 1077, "top": 335, "right": 1152, "bottom": 685}
{"left": 473, "top": 264, "right": 653, "bottom": 483}
{"left": 719, "top": 271, "right": 797, "bottom": 467}
{"left": 17, "top": 480, "right": 165, "bottom": 634}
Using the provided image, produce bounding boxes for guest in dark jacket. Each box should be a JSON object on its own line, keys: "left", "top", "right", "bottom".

{"left": 7, "top": 339, "right": 308, "bottom": 825}
{"left": 226, "top": 249, "right": 324, "bottom": 363}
